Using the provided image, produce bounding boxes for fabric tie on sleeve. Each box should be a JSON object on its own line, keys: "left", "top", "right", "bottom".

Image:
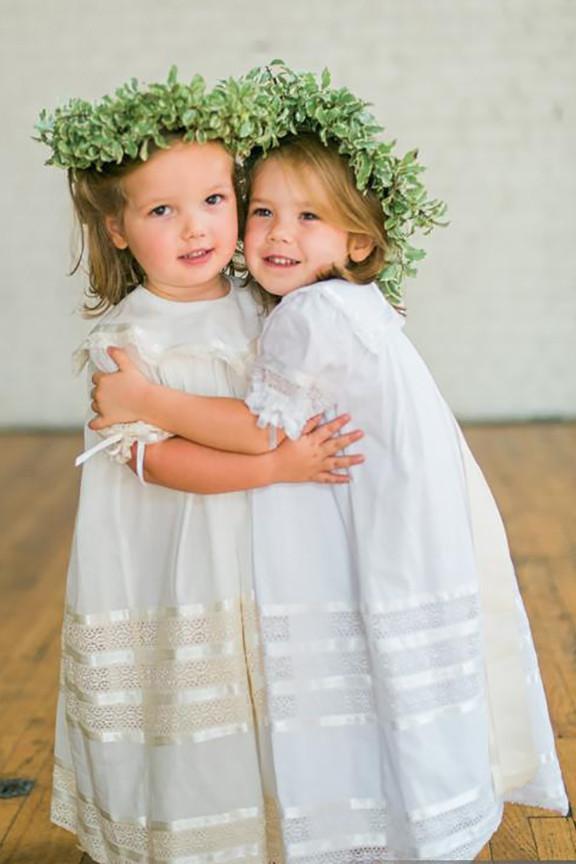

{"left": 74, "top": 424, "right": 164, "bottom": 484}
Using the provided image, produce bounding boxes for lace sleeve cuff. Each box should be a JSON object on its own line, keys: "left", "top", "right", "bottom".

{"left": 245, "top": 362, "right": 333, "bottom": 441}
{"left": 75, "top": 422, "right": 173, "bottom": 485}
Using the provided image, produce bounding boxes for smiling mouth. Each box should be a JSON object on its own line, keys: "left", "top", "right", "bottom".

{"left": 264, "top": 255, "right": 300, "bottom": 267}
{"left": 179, "top": 249, "right": 213, "bottom": 262}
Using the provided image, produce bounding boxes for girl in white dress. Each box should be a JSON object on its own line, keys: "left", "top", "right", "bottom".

{"left": 92, "top": 127, "right": 569, "bottom": 861}
{"left": 41, "top": 76, "right": 363, "bottom": 864}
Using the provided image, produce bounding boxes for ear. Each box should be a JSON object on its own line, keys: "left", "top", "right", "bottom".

{"left": 348, "top": 233, "right": 375, "bottom": 264}
{"left": 105, "top": 215, "right": 129, "bottom": 250}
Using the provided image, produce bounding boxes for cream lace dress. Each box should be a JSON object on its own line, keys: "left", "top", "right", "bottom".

{"left": 51, "top": 280, "right": 272, "bottom": 864}
{"left": 245, "top": 278, "right": 568, "bottom": 862}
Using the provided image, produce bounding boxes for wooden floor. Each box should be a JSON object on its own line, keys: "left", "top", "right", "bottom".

{"left": 0, "top": 425, "right": 574, "bottom": 863}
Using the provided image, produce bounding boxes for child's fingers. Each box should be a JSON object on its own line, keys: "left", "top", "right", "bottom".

{"left": 107, "top": 346, "right": 131, "bottom": 368}
{"left": 310, "top": 413, "right": 351, "bottom": 442}
{"left": 315, "top": 471, "right": 351, "bottom": 484}
{"left": 301, "top": 414, "right": 324, "bottom": 435}
{"left": 328, "top": 454, "right": 364, "bottom": 469}
{"left": 323, "top": 429, "right": 364, "bottom": 453}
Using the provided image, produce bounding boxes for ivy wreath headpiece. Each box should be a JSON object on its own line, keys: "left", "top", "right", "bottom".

{"left": 241, "top": 61, "right": 447, "bottom": 305}
{"left": 33, "top": 66, "right": 270, "bottom": 170}
{"left": 35, "top": 62, "right": 446, "bottom": 305}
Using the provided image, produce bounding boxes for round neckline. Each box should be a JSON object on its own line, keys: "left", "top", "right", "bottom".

{"left": 137, "top": 278, "right": 234, "bottom": 310}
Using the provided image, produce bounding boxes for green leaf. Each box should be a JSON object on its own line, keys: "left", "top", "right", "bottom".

{"left": 34, "top": 61, "right": 446, "bottom": 306}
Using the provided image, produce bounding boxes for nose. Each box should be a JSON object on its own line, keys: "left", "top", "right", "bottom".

{"left": 181, "top": 212, "right": 206, "bottom": 239}
{"left": 267, "top": 216, "right": 293, "bottom": 243}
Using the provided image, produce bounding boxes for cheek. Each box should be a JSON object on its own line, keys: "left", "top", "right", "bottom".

{"left": 128, "top": 228, "right": 170, "bottom": 269}
{"left": 225, "top": 208, "right": 239, "bottom": 244}
{"left": 243, "top": 219, "right": 265, "bottom": 250}
{"left": 212, "top": 206, "right": 238, "bottom": 248}
{"left": 137, "top": 232, "right": 166, "bottom": 258}
{"left": 317, "top": 231, "right": 349, "bottom": 263}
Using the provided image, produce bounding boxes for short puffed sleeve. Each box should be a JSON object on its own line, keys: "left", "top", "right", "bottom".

{"left": 245, "top": 288, "right": 347, "bottom": 439}
{"left": 74, "top": 325, "right": 171, "bottom": 475}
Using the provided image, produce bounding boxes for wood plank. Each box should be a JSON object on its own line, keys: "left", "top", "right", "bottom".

{"left": 530, "top": 816, "right": 576, "bottom": 859}
{"left": 0, "top": 748, "right": 84, "bottom": 864}
{"left": 463, "top": 424, "right": 576, "bottom": 557}
{"left": 0, "top": 734, "right": 21, "bottom": 773}
{"left": 516, "top": 559, "right": 576, "bottom": 738}
{"left": 1, "top": 555, "right": 68, "bottom": 743}
{"left": 551, "top": 555, "right": 576, "bottom": 630}
{"left": 489, "top": 803, "right": 539, "bottom": 860}
{"left": 0, "top": 452, "right": 78, "bottom": 661}
{"left": 475, "top": 839, "right": 493, "bottom": 859}
{"left": 0, "top": 713, "right": 54, "bottom": 843}
{"left": 0, "top": 436, "right": 79, "bottom": 545}
{"left": 0, "top": 434, "right": 81, "bottom": 861}
{"left": 556, "top": 739, "right": 576, "bottom": 813}
{"left": 0, "top": 435, "right": 52, "bottom": 487}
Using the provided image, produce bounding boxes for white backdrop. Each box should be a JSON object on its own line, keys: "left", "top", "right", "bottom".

{"left": 1, "top": 0, "right": 575, "bottom": 427}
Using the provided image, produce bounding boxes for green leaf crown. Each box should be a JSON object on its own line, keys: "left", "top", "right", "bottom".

{"left": 35, "top": 62, "right": 446, "bottom": 304}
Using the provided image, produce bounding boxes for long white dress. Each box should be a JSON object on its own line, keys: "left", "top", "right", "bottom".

{"left": 52, "top": 281, "right": 272, "bottom": 864}
{"left": 245, "top": 278, "right": 568, "bottom": 862}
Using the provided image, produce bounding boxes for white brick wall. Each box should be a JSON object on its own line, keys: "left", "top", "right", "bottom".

{"left": 1, "top": 0, "right": 574, "bottom": 425}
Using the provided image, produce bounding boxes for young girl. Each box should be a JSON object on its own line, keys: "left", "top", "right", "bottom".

{"left": 38, "top": 73, "right": 364, "bottom": 864}
{"left": 91, "top": 96, "right": 569, "bottom": 859}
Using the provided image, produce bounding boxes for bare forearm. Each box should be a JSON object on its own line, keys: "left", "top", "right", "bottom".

{"left": 141, "top": 385, "right": 272, "bottom": 454}
{"left": 143, "top": 437, "right": 277, "bottom": 493}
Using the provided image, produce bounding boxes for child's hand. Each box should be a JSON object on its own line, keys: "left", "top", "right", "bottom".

{"left": 272, "top": 414, "right": 364, "bottom": 485}
{"left": 89, "top": 347, "right": 151, "bottom": 430}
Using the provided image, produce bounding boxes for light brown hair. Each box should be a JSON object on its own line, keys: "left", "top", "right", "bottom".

{"left": 69, "top": 136, "right": 245, "bottom": 316}
{"left": 245, "top": 134, "right": 390, "bottom": 298}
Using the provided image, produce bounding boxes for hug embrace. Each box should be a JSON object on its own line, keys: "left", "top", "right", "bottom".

{"left": 36, "top": 62, "right": 567, "bottom": 863}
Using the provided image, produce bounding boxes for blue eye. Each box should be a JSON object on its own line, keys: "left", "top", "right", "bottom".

{"left": 150, "top": 205, "right": 171, "bottom": 217}
{"left": 206, "top": 193, "right": 224, "bottom": 205}
{"left": 301, "top": 211, "right": 319, "bottom": 221}
{"left": 252, "top": 207, "right": 272, "bottom": 217}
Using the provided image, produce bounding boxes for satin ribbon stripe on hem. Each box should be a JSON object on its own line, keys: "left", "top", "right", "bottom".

{"left": 53, "top": 758, "right": 503, "bottom": 863}
{"left": 52, "top": 762, "right": 267, "bottom": 863}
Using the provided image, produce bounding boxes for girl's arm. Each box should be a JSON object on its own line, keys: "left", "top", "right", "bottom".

{"left": 134, "top": 416, "right": 364, "bottom": 493}
{"left": 90, "top": 347, "right": 276, "bottom": 454}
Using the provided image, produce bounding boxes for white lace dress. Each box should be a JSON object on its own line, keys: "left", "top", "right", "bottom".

{"left": 245, "top": 278, "right": 568, "bottom": 862}
{"left": 52, "top": 281, "right": 272, "bottom": 864}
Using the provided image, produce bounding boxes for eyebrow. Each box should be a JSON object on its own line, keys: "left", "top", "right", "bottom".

{"left": 250, "top": 196, "right": 317, "bottom": 207}
{"left": 204, "top": 181, "right": 234, "bottom": 193}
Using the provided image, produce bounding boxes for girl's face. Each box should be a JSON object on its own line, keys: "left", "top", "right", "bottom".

{"left": 106, "top": 141, "right": 237, "bottom": 302}
{"left": 244, "top": 157, "right": 361, "bottom": 298}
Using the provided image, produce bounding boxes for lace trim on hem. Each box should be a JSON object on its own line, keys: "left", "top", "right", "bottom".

{"left": 60, "top": 600, "right": 259, "bottom": 742}
{"left": 52, "top": 763, "right": 267, "bottom": 863}
{"left": 253, "top": 593, "right": 485, "bottom": 726}
{"left": 52, "top": 759, "right": 501, "bottom": 863}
